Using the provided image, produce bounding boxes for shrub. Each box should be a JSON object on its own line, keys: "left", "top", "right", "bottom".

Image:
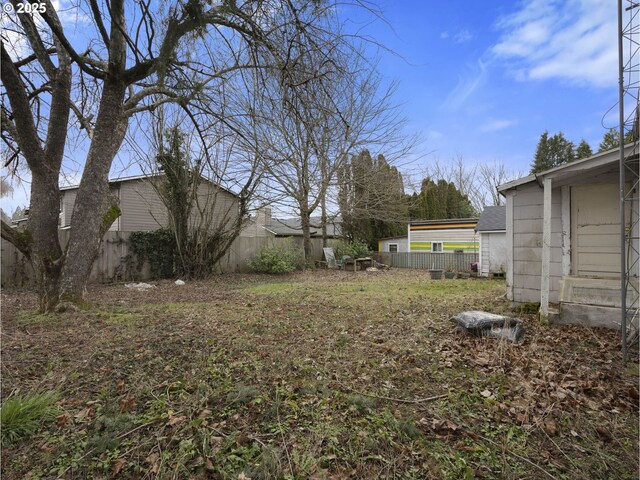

{"left": 335, "top": 240, "right": 372, "bottom": 260}
{"left": 248, "top": 241, "right": 303, "bottom": 274}
{"left": 1, "top": 391, "right": 58, "bottom": 446}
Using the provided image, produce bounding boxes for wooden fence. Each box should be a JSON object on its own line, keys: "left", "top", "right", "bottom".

{"left": 1, "top": 232, "right": 339, "bottom": 288}
{"left": 377, "top": 252, "right": 478, "bottom": 271}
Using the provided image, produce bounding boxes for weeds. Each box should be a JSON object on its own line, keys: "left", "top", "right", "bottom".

{"left": 1, "top": 391, "right": 58, "bottom": 446}
{"left": 1, "top": 271, "right": 637, "bottom": 479}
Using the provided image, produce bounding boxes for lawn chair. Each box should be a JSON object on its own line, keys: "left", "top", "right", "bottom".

{"left": 323, "top": 247, "right": 338, "bottom": 269}
{"left": 337, "top": 255, "right": 352, "bottom": 270}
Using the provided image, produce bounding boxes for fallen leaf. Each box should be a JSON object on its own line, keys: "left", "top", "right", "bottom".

{"left": 74, "top": 407, "right": 94, "bottom": 421}
{"left": 167, "top": 414, "right": 186, "bottom": 427}
{"left": 56, "top": 412, "right": 70, "bottom": 427}
{"left": 480, "top": 389, "right": 492, "bottom": 398}
{"left": 543, "top": 419, "right": 557, "bottom": 436}
{"left": 119, "top": 395, "right": 136, "bottom": 413}
{"left": 146, "top": 452, "right": 160, "bottom": 475}
{"left": 111, "top": 458, "right": 126, "bottom": 477}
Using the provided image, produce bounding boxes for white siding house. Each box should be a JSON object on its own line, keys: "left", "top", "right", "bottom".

{"left": 475, "top": 206, "right": 506, "bottom": 277}
{"left": 497, "top": 146, "right": 639, "bottom": 328}
{"left": 378, "top": 236, "right": 408, "bottom": 253}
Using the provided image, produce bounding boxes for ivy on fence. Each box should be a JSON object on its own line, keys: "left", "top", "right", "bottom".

{"left": 129, "top": 229, "right": 176, "bottom": 279}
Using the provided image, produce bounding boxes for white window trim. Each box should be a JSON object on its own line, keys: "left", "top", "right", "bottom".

{"left": 388, "top": 243, "right": 399, "bottom": 253}
{"left": 432, "top": 241, "right": 443, "bottom": 252}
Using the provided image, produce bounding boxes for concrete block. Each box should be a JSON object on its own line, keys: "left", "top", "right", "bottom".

{"left": 556, "top": 303, "right": 620, "bottom": 330}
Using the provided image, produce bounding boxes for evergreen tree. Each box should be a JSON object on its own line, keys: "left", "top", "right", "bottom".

{"left": 530, "top": 131, "right": 575, "bottom": 174}
{"left": 575, "top": 139, "right": 593, "bottom": 159}
{"left": 338, "top": 150, "right": 407, "bottom": 249}
{"left": 598, "top": 128, "right": 634, "bottom": 153}
{"left": 408, "top": 177, "right": 475, "bottom": 220}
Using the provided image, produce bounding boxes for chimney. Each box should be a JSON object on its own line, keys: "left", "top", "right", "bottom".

{"left": 256, "top": 207, "right": 272, "bottom": 227}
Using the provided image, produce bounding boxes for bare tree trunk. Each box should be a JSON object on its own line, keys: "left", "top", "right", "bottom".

{"left": 28, "top": 172, "right": 64, "bottom": 311}
{"left": 58, "top": 82, "right": 128, "bottom": 305}
{"left": 300, "top": 206, "right": 313, "bottom": 264}
{"left": 320, "top": 193, "right": 328, "bottom": 247}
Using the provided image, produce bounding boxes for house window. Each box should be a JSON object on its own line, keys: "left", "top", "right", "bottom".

{"left": 389, "top": 243, "right": 398, "bottom": 253}
{"left": 432, "top": 242, "right": 443, "bottom": 252}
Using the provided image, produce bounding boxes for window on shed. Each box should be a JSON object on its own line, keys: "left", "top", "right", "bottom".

{"left": 389, "top": 243, "right": 398, "bottom": 253}
{"left": 432, "top": 242, "right": 443, "bottom": 252}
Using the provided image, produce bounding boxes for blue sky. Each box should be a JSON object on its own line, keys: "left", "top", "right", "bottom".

{"left": 353, "top": 0, "right": 620, "bottom": 173}
{"left": 1, "top": 0, "right": 623, "bottom": 213}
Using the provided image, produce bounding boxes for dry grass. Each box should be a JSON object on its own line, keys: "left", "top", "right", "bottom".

{"left": 1, "top": 270, "right": 638, "bottom": 479}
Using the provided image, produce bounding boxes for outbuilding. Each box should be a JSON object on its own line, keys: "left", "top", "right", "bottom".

{"left": 497, "top": 146, "right": 639, "bottom": 328}
{"left": 378, "top": 236, "right": 408, "bottom": 253}
{"left": 475, "top": 206, "right": 506, "bottom": 277}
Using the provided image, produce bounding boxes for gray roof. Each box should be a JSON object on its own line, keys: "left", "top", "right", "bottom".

{"left": 475, "top": 206, "right": 506, "bottom": 232}
{"left": 266, "top": 216, "right": 341, "bottom": 238}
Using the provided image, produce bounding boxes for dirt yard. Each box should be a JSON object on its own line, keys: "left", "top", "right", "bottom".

{"left": 1, "top": 270, "right": 638, "bottom": 479}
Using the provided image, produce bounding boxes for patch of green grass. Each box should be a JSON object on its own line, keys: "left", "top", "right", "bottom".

{"left": 1, "top": 391, "right": 58, "bottom": 446}
{"left": 15, "top": 311, "right": 59, "bottom": 324}
{"left": 101, "top": 312, "right": 144, "bottom": 325}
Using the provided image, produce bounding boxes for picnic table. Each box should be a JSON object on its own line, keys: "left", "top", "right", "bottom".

{"left": 343, "top": 257, "right": 374, "bottom": 272}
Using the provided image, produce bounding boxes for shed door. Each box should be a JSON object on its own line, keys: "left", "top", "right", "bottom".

{"left": 571, "top": 183, "right": 621, "bottom": 278}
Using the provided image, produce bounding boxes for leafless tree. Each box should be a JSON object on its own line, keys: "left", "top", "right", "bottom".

{"left": 1, "top": 0, "right": 354, "bottom": 310}
{"left": 252, "top": 44, "right": 414, "bottom": 261}
{"left": 423, "top": 157, "right": 522, "bottom": 213}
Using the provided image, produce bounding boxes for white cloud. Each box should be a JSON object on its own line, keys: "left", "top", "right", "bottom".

{"left": 441, "top": 29, "right": 472, "bottom": 43}
{"left": 443, "top": 59, "right": 488, "bottom": 110}
{"left": 479, "top": 119, "right": 516, "bottom": 132}
{"left": 492, "top": 0, "right": 617, "bottom": 88}
{"left": 454, "top": 29, "right": 472, "bottom": 44}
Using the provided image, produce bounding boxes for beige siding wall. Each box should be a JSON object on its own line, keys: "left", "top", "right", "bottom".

{"left": 61, "top": 187, "right": 120, "bottom": 231}
{"left": 61, "top": 189, "right": 77, "bottom": 227}
{"left": 189, "top": 183, "right": 239, "bottom": 232}
{"left": 511, "top": 182, "right": 563, "bottom": 304}
{"left": 571, "top": 183, "right": 621, "bottom": 278}
{"left": 119, "top": 180, "right": 167, "bottom": 232}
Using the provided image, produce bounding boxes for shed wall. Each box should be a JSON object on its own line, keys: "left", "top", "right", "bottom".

{"left": 378, "top": 237, "right": 408, "bottom": 252}
{"left": 511, "top": 182, "right": 563, "bottom": 304}
{"left": 480, "top": 231, "right": 506, "bottom": 276}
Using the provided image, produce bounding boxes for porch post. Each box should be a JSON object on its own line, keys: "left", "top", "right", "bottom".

{"left": 505, "top": 191, "right": 514, "bottom": 301}
{"left": 540, "top": 178, "right": 553, "bottom": 317}
{"left": 561, "top": 185, "right": 571, "bottom": 277}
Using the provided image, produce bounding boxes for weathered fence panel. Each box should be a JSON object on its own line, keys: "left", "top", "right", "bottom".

{"left": 381, "top": 252, "right": 478, "bottom": 271}
{"left": 1, "top": 232, "right": 340, "bottom": 287}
